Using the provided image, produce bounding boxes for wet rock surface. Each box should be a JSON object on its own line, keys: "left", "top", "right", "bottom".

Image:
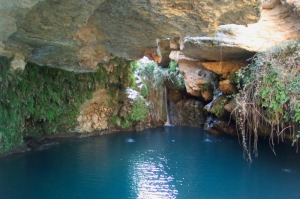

{"left": 170, "top": 99, "right": 207, "bottom": 127}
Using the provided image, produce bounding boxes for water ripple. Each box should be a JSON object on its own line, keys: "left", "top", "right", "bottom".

{"left": 130, "top": 156, "right": 178, "bottom": 199}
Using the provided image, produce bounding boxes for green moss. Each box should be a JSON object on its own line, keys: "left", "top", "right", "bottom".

{"left": 229, "top": 72, "right": 239, "bottom": 85}
{"left": 169, "top": 61, "right": 177, "bottom": 71}
{"left": 121, "top": 119, "right": 132, "bottom": 129}
{"left": 200, "top": 83, "right": 213, "bottom": 92}
{"left": 130, "top": 74, "right": 137, "bottom": 89}
{"left": 0, "top": 56, "right": 131, "bottom": 153}
{"left": 110, "top": 116, "right": 122, "bottom": 127}
{"left": 210, "top": 96, "right": 228, "bottom": 118}
{"left": 140, "top": 84, "right": 149, "bottom": 98}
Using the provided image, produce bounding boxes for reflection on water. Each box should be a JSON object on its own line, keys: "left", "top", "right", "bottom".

{"left": 125, "top": 138, "right": 136, "bottom": 143}
{"left": 130, "top": 151, "right": 178, "bottom": 199}
{"left": 1, "top": 126, "right": 300, "bottom": 199}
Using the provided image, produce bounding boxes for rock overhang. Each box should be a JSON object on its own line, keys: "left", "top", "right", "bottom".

{"left": 0, "top": 0, "right": 261, "bottom": 72}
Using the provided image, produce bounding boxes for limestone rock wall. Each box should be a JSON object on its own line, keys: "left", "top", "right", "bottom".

{"left": 167, "top": 0, "right": 300, "bottom": 134}
{"left": 0, "top": 0, "right": 260, "bottom": 72}
{"left": 77, "top": 89, "right": 112, "bottom": 133}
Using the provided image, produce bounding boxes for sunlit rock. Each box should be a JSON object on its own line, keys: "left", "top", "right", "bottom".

{"left": 178, "top": 60, "right": 216, "bottom": 99}
{"left": 201, "top": 61, "right": 246, "bottom": 79}
{"left": 181, "top": 0, "right": 300, "bottom": 61}
{"left": 0, "top": 0, "right": 260, "bottom": 72}
{"left": 77, "top": 89, "right": 112, "bottom": 132}
{"left": 218, "top": 80, "right": 238, "bottom": 94}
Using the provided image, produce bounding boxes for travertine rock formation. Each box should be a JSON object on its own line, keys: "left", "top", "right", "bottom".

{"left": 77, "top": 89, "right": 113, "bottom": 132}
{"left": 0, "top": 0, "right": 260, "bottom": 72}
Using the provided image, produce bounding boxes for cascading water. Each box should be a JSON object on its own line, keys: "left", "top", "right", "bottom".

{"left": 164, "top": 85, "right": 172, "bottom": 126}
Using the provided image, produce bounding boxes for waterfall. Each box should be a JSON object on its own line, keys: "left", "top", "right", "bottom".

{"left": 164, "top": 85, "right": 171, "bottom": 126}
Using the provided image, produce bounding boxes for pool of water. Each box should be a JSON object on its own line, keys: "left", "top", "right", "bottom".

{"left": 0, "top": 126, "right": 300, "bottom": 199}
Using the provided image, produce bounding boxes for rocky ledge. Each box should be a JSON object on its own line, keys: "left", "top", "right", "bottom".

{"left": 0, "top": 0, "right": 260, "bottom": 72}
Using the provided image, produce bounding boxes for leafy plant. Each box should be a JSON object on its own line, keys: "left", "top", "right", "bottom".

{"left": 169, "top": 60, "right": 177, "bottom": 71}
{"left": 0, "top": 56, "right": 131, "bottom": 153}
{"left": 210, "top": 96, "right": 228, "bottom": 118}
{"left": 121, "top": 96, "right": 149, "bottom": 128}
{"left": 165, "top": 61, "right": 185, "bottom": 90}
{"left": 234, "top": 40, "right": 300, "bottom": 161}
{"left": 130, "top": 97, "right": 149, "bottom": 122}
{"left": 140, "top": 84, "right": 149, "bottom": 98}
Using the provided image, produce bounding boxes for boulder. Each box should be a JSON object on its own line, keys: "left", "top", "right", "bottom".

{"left": 169, "top": 51, "right": 199, "bottom": 62}
{"left": 205, "top": 116, "right": 237, "bottom": 135}
{"left": 182, "top": 36, "right": 256, "bottom": 61}
{"left": 224, "top": 99, "right": 237, "bottom": 113}
{"left": 170, "top": 99, "right": 207, "bottom": 127}
{"left": 219, "top": 80, "right": 238, "bottom": 94}
{"left": 201, "top": 61, "right": 246, "bottom": 79}
{"left": 178, "top": 60, "right": 216, "bottom": 99}
{"left": 204, "top": 95, "right": 229, "bottom": 119}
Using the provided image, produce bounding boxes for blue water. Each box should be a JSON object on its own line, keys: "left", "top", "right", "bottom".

{"left": 0, "top": 126, "right": 300, "bottom": 199}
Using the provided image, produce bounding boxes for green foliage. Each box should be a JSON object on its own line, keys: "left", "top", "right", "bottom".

{"left": 110, "top": 116, "right": 122, "bottom": 127}
{"left": 130, "top": 74, "right": 137, "bottom": 89}
{"left": 229, "top": 72, "right": 239, "bottom": 85}
{"left": 210, "top": 96, "right": 228, "bottom": 118}
{"left": 130, "top": 97, "right": 149, "bottom": 122}
{"left": 0, "top": 57, "right": 131, "bottom": 153}
{"left": 169, "top": 61, "right": 177, "bottom": 71}
{"left": 133, "top": 60, "right": 165, "bottom": 88}
{"left": 121, "top": 119, "right": 132, "bottom": 128}
{"left": 121, "top": 96, "right": 149, "bottom": 128}
{"left": 201, "top": 83, "right": 213, "bottom": 92}
{"left": 140, "top": 84, "right": 149, "bottom": 98}
{"left": 125, "top": 59, "right": 186, "bottom": 129}
{"left": 235, "top": 40, "right": 300, "bottom": 160}
{"left": 130, "top": 61, "right": 139, "bottom": 73}
{"left": 165, "top": 61, "right": 185, "bottom": 90}
{"left": 97, "top": 57, "right": 132, "bottom": 90}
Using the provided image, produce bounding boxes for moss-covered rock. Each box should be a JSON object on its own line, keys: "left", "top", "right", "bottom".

{"left": 0, "top": 56, "right": 132, "bottom": 153}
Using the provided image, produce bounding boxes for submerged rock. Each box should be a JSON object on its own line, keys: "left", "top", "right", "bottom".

{"left": 204, "top": 116, "right": 237, "bottom": 136}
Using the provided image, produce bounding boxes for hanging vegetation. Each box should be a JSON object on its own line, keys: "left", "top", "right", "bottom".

{"left": 0, "top": 56, "right": 131, "bottom": 153}
{"left": 234, "top": 40, "right": 300, "bottom": 161}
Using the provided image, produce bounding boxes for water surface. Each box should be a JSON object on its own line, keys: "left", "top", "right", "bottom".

{"left": 0, "top": 126, "right": 300, "bottom": 199}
